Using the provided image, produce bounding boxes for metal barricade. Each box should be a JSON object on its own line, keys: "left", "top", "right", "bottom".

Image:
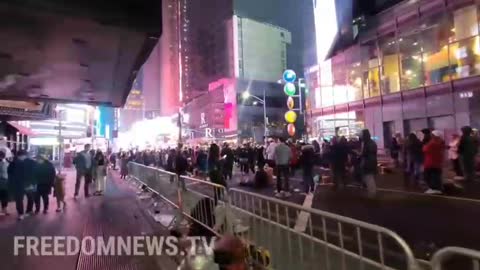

{"left": 229, "top": 188, "right": 419, "bottom": 270}
{"left": 179, "top": 175, "right": 233, "bottom": 236}
{"left": 430, "top": 247, "right": 480, "bottom": 270}
{"left": 128, "top": 163, "right": 234, "bottom": 236}
{"left": 127, "top": 162, "right": 182, "bottom": 230}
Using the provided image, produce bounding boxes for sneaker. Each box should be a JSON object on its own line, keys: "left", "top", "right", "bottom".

{"left": 424, "top": 189, "right": 436, "bottom": 194}
{"left": 56, "top": 208, "right": 62, "bottom": 213}
{"left": 17, "top": 215, "right": 25, "bottom": 220}
{"left": 43, "top": 209, "right": 48, "bottom": 214}
{"left": 283, "top": 192, "right": 292, "bottom": 198}
{"left": 274, "top": 192, "right": 284, "bottom": 198}
{"left": 431, "top": 190, "right": 443, "bottom": 195}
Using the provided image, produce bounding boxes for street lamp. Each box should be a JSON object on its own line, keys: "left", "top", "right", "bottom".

{"left": 242, "top": 90, "right": 267, "bottom": 136}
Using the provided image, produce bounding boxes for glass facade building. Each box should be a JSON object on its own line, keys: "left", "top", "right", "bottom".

{"left": 308, "top": 0, "right": 480, "bottom": 150}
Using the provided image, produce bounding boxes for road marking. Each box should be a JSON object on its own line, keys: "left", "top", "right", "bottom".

{"left": 294, "top": 192, "right": 314, "bottom": 232}
{"left": 376, "top": 187, "right": 480, "bottom": 204}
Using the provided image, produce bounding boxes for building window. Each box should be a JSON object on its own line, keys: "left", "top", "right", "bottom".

{"left": 421, "top": 14, "right": 454, "bottom": 85}
{"left": 360, "top": 40, "right": 380, "bottom": 98}
{"left": 280, "top": 32, "right": 285, "bottom": 38}
{"left": 345, "top": 46, "right": 363, "bottom": 101}
{"left": 398, "top": 28, "right": 424, "bottom": 90}
{"left": 379, "top": 32, "right": 400, "bottom": 95}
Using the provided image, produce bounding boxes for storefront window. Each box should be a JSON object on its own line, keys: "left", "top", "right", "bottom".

{"left": 361, "top": 40, "right": 380, "bottom": 98}
{"left": 452, "top": 5, "right": 479, "bottom": 41}
{"left": 380, "top": 33, "right": 401, "bottom": 94}
{"left": 399, "top": 31, "right": 424, "bottom": 89}
{"left": 332, "top": 54, "right": 348, "bottom": 105}
{"left": 344, "top": 47, "right": 363, "bottom": 101}
{"left": 421, "top": 15, "right": 454, "bottom": 85}
{"left": 449, "top": 35, "right": 480, "bottom": 79}
{"left": 319, "top": 60, "right": 334, "bottom": 107}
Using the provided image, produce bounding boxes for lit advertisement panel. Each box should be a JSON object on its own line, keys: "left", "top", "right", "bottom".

{"left": 313, "top": 0, "right": 338, "bottom": 63}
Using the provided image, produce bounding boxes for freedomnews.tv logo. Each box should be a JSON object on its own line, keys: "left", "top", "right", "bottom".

{"left": 14, "top": 236, "right": 216, "bottom": 256}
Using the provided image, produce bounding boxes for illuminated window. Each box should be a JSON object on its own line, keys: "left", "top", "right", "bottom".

{"left": 380, "top": 33, "right": 400, "bottom": 94}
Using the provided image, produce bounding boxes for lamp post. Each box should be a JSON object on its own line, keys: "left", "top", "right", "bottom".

{"left": 242, "top": 90, "right": 267, "bottom": 136}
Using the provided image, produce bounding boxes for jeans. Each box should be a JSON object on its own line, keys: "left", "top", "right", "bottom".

{"left": 0, "top": 189, "right": 8, "bottom": 209}
{"left": 15, "top": 191, "right": 34, "bottom": 215}
{"left": 452, "top": 158, "right": 463, "bottom": 177}
{"left": 276, "top": 165, "right": 290, "bottom": 193}
{"left": 424, "top": 168, "right": 442, "bottom": 191}
{"left": 303, "top": 171, "right": 315, "bottom": 193}
{"left": 461, "top": 157, "right": 475, "bottom": 182}
{"left": 363, "top": 174, "right": 377, "bottom": 197}
{"left": 75, "top": 171, "right": 92, "bottom": 196}
{"left": 332, "top": 167, "right": 347, "bottom": 187}
{"left": 35, "top": 191, "right": 49, "bottom": 212}
{"left": 406, "top": 161, "right": 422, "bottom": 185}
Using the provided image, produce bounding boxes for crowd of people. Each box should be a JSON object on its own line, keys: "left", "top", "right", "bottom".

{"left": 116, "top": 128, "right": 380, "bottom": 199}
{"left": 0, "top": 143, "right": 110, "bottom": 220}
{"left": 391, "top": 126, "right": 480, "bottom": 195}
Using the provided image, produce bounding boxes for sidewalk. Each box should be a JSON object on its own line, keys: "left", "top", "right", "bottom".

{"left": 0, "top": 169, "right": 176, "bottom": 270}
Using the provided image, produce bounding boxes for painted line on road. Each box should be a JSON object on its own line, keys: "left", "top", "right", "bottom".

{"left": 376, "top": 187, "right": 480, "bottom": 204}
{"left": 294, "top": 192, "right": 314, "bottom": 232}
{"left": 316, "top": 183, "right": 480, "bottom": 204}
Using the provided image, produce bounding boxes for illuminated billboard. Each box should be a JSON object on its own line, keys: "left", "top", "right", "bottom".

{"left": 313, "top": 0, "right": 338, "bottom": 63}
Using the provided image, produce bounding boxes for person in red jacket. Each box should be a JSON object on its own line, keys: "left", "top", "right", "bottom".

{"left": 423, "top": 130, "right": 445, "bottom": 194}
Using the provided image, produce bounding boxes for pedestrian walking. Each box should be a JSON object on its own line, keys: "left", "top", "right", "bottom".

{"left": 274, "top": 137, "right": 292, "bottom": 198}
{"left": 94, "top": 150, "right": 107, "bottom": 195}
{"left": 8, "top": 150, "right": 37, "bottom": 220}
{"left": 448, "top": 134, "right": 463, "bottom": 180}
{"left": 220, "top": 143, "right": 234, "bottom": 180}
{"left": 300, "top": 143, "right": 315, "bottom": 194}
{"left": 73, "top": 144, "right": 93, "bottom": 198}
{"left": 54, "top": 173, "right": 66, "bottom": 212}
{"left": 120, "top": 153, "right": 129, "bottom": 179}
{"left": 0, "top": 151, "right": 9, "bottom": 216}
{"left": 208, "top": 143, "right": 226, "bottom": 204}
{"left": 423, "top": 130, "right": 445, "bottom": 194}
{"left": 360, "top": 129, "right": 377, "bottom": 197}
{"left": 330, "top": 136, "right": 350, "bottom": 189}
{"left": 458, "top": 126, "right": 477, "bottom": 182}
{"left": 405, "top": 133, "right": 423, "bottom": 186}
{"left": 34, "top": 152, "right": 56, "bottom": 214}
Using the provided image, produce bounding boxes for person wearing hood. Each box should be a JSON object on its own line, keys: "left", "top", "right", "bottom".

{"left": 458, "top": 126, "right": 477, "bottom": 182}
{"left": 423, "top": 130, "right": 445, "bottom": 194}
{"left": 8, "top": 150, "right": 37, "bottom": 220}
{"left": 360, "top": 129, "right": 377, "bottom": 197}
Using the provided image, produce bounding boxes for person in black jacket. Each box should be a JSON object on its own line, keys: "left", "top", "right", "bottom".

{"left": 300, "top": 144, "right": 315, "bottom": 194}
{"left": 34, "top": 152, "right": 56, "bottom": 214}
{"left": 8, "top": 150, "right": 37, "bottom": 220}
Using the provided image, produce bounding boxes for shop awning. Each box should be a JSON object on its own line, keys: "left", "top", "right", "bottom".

{"left": 7, "top": 121, "right": 35, "bottom": 136}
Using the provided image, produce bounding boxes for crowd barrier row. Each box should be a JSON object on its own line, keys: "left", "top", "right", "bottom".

{"left": 127, "top": 162, "right": 480, "bottom": 270}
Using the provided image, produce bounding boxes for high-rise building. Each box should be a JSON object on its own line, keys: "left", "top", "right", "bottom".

{"left": 307, "top": 0, "right": 480, "bottom": 150}
{"left": 232, "top": 15, "right": 292, "bottom": 82}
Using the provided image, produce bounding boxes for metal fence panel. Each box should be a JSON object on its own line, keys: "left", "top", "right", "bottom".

{"left": 431, "top": 247, "right": 480, "bottom": 270}
{"left": 229, "top": 188, "right": 419, "bottom": 270}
